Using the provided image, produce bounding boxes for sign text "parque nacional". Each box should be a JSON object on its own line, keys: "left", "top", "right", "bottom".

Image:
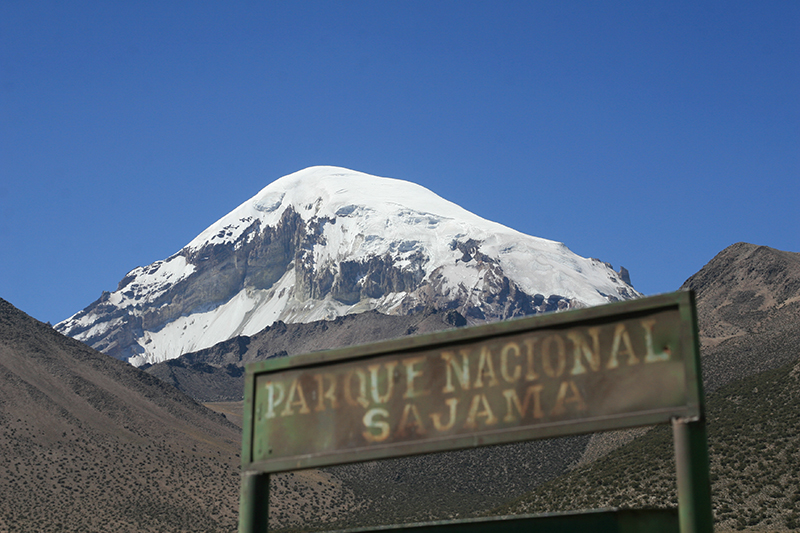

{"left": 242, "top": 292, "right": 701, "bottom": 473}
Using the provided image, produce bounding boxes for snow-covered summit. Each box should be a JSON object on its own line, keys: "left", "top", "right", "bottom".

{"left": 186, "top": 166, "right": 547, "bottom": 253}
{"left": 57, "top": 166, "right": 638, "bottom": 366}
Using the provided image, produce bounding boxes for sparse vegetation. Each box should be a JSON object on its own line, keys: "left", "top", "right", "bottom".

{"left": 0, "top": 298, "right": 241, "bottom": 533}
{"left": 488, "top": 358, "right": 800, "bottom": 532}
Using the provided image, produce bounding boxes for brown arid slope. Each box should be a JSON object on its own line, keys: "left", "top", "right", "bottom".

{"left": 0, "top": 297, "right": 243, "bottom": 532}
{"left": 0, "top": 298, "right": 368, "bottom": 532}
{"left": 682, "top": 242, "right": 800, "bottom": 392}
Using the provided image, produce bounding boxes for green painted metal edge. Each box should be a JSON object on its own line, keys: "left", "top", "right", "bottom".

{"left": 322, "top": 508, "right": 679, "bottom": 533}
{"left": 672, "top": 290, "right": 713, "bottom": 533}
{"left": 241, "top": 363, "right": 256, "bottom": 467}
{"left": 677, "top": 290, "right": 704, "bottom": 418}
{"left": 673, "top": 419, "right": 713, "bottom": 533}
{"left": 238, "top": 472, "right": 269, "bottom": 533}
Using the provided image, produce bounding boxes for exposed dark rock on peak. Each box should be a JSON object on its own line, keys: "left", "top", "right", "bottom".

{"left": 443, "top": 309, "right": 467, "bottom": 327}
{"left": 618, "top": 266, "right": 632, "bottom": 286}
{"left": 451, "top": 238, "right": 493, "bottom": 264}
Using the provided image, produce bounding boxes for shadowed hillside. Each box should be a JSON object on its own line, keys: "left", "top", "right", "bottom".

{"left": 0, "top": 298, "right": 243, "bottom": 532}
{"left": 491, "top": 357, "right": 800, "bottom": 531}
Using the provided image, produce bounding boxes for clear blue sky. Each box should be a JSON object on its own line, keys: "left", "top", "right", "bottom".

{"left": 1, "top": 1, "right": 798, "bottom": 325}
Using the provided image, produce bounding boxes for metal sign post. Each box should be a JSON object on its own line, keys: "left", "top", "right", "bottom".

{"left": 674, "top": 418, "right": 713, "bottom": 533}
{"left": 238, "top": 291, "right": 712, "bottom": 532}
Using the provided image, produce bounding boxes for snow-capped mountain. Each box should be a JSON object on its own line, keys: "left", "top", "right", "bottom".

{"left": 57, "top": 166, "right": 639, "bottom": 366}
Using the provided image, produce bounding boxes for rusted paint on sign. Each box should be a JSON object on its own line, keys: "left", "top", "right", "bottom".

{"left": 242, "top": 291, "right": 701, "bottom": 473}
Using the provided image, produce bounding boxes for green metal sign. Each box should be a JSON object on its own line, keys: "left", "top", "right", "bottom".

{"left": 239, "top": 291, "right": 712, "bottom": 532}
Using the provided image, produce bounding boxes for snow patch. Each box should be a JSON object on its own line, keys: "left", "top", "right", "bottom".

{"left": 254, "top": 192, "right": 285, "bottom": 213}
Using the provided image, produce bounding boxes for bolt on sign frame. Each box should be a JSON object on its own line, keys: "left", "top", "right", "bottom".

{"left": 239, "top": 291, "right": 712, "bottom": 533}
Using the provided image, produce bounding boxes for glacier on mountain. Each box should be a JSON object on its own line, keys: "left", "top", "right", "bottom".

{"left": 56, "top": 166, "right": 639, "bottom": 366}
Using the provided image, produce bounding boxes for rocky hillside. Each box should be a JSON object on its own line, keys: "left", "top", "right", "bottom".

{"left": 492, "top": 357, "right": 800, "bottom": 532}
{"left": 489, "top": 243, "right": 800, "bottom": 532}
{"left": 682, "top": 242, "right": 800, "bottom": 392}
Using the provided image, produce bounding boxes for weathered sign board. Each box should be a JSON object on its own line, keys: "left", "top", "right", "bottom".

{"left": 239, "top": 291, "right": 711, "bottom": 532}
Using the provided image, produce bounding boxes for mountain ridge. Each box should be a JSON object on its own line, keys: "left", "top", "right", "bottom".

{"left": 680, "top": 242, "right": 800, "bottom": 393}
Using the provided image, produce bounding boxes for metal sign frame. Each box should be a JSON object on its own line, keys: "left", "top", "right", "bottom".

{"left": 238, "top": 291, "right": 712, "bottom": 533}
